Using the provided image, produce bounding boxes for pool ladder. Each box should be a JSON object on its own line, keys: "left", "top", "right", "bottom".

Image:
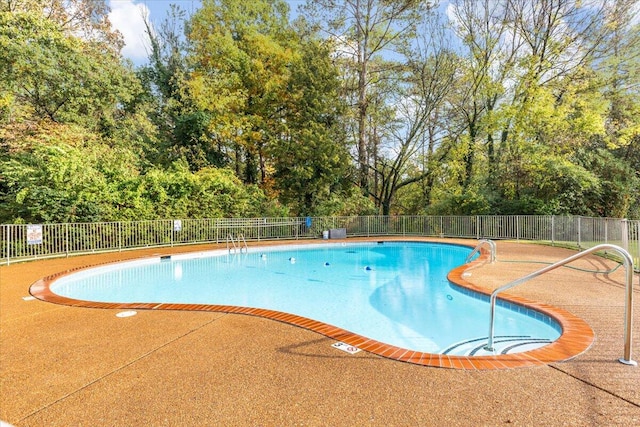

{"left": 482, "top": 243, "right": 636, "bottom": 366}
{"left": 227, "top": 234, "right": 248, "bottom": 254}
{"left": 465, "top": 239, "right": 497, "bottom": 264}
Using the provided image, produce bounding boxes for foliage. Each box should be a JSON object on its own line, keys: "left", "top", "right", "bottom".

{"left": 0, "top": 10, "right": 135, "bottom": 131}
{"left": 313, "top": 189, "right": 378, "bottom": 217}
{"left": 270, "top": 36, "right": 350, "bottom": 215}
{"left": 1, "top": 125, "right": 132, "bottom": 222}
{"left": 0, "top": 134, "right": 282, "bottom": 223}
{"left": 187, "top": 0, "right": 295, "bottom": 184}
{"left": 426, "top": 189, "right": 492, "bottom": 216}
{"left": 302, "top": 0, "right": 430, "bottom": 192}
{"left": 138, "top": 161, "right": 285, "bottom": 219}
{"left": 1, "top": 0, "right": 639, "bottom": 223}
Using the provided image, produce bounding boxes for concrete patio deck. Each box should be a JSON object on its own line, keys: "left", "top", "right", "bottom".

{"left": 1, "top": 238, "right": 639, "bottom": 426}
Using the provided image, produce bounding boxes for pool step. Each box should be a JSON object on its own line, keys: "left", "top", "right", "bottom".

{"left": 442, "top": 335, "right": 553, "bottom": 356}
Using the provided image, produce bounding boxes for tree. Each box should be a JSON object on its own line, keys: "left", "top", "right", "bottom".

{"left": 187, "top": 0, "right": 294, "bottom": 184}
{"left": 302, "top": 0, "right": 429, "bottom": 193}
{"left": 0, "top": 0, "right": 121, "bottom": 48}
{"left": 443, "top": 0, "right": 638, "bottom": 215}
{"left": 270, "top": 34, "right": 350, "bottom": 215}
{"left": 138, "top": 160, "right": 284, "bottom": 219}
{"left": 595, "top": 3, "right": 640, "bottom": 216}
{"left": 0, "top": 10, "right": 139, "bottom": 133}
{"left": 137, "top": 5, "right": 221, "bottom": 170}
{"left": 371, "top": 13, "right": 458, "bottom": 215}
{"left": 0, "top": 122, "right": 135, "bottom": 222}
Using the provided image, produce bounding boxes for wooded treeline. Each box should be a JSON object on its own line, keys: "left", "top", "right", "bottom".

{"left": 1, "top": 0, "right": 639, "bottom": 223}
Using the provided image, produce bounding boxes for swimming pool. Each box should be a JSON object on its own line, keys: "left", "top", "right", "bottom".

{"left": 47, "top": 241, "right": 562, "bottom": 357}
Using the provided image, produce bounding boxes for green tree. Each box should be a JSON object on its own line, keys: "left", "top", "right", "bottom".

{"left": 139, "top": 160, "right": 284, "bottom": 218}
{"left": 0, "top": 123, "right": 135, "bottom": 222}
{"left": 302, "top": 0, "right": 430, "bottom": 193}
{"left": 187, "top": 0, "right": 294, "bottom": 184}
{"left": 0, "top": 10, "right": 140, "bottom": 133}
{"left": 137, "top": 5, "right": 222, "bottom": 170}
{"left": 371, "top": 13, "right": 457, "bottom": 215}
{"left": 0, "top": 0, "right": 121, "bottom": 48}
{"left": 270, "top": 35, "right": 350, "bottom": 215}
{"left": 444, "top": 0, "right": 637, "bottom": 216}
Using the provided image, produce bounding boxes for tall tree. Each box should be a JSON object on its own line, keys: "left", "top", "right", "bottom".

{"left": 302, "top": 0, "right": 428, "bottom": 193}
{"left": 0, "top": 5, "right": 138, "bottom": 133}
{"left": 187, "top": 0, "right": 294, "bottom": 184}
{"left": 444, "top": 0, "right": 636, "bottom": 215}
{"left": 1, "top": 0, "right": 121, "bottom": 48}
{"left": 595, "top": 2, "right": 640, "bottom": 154}
{"left": 270, "top": 33, "right": 350, "bottom": 215}
{"left": 447, "top": 0, "right": 524, "bottom": 190}
{"left": 372, "top": 12, "right": 457, "bottom": 214}
{"left": 137, "top": 5, "right": 216, "bottom": 169}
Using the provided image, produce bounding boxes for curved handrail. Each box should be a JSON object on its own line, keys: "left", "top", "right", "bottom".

{"left": 239, "top": 233, "right": 248, "bottom": 253}
{"left": 466, "top": 239, "right": 497, "bottom": 264}
{"left": 226, "top": 233, "right": 248, "bottom": 253}
{"left": 484, "top": 244, "right": 636, "bottom": 366}
{"left": 226, "top": 234, "right": 237, "bottom": 253}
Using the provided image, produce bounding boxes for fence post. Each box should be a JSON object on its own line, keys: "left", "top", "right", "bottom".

{"left": 577, "top": 216, "right": 582, "bottom": 249}
{"left": 636, "top": 222, "right": 640, "bottom": 271}
{"left": 5, "top": 225, "right": 9, "bottom": 265}
{"left": 621, "top": 219, "right": 629, "bottom": 252}
{"left": 636, "top": 221, "right": 640, "bottom": 269}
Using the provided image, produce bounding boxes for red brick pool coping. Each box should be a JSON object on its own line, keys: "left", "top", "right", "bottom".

{"left": 29, "top": 241, "right": 595, "bottom": 370}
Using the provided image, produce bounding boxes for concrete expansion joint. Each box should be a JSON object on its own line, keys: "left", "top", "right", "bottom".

{"left": 16, "top": 315, "right": 223, "bottom": 425}
{"left": 549, "top": 365, "right": 640, "bottom": 409}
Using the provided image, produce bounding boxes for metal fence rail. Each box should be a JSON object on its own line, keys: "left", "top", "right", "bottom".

{"left": 1, "top": 216, "right": 639, "bottom": 269}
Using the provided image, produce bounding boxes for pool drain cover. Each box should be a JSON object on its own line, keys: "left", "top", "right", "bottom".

{"left": 116, "top": 311, "right": 137, "bottom": 318}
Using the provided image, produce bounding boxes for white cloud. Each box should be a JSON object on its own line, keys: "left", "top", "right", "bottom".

{"left": 109, "top": 0, "right": 152, "bottom": 62}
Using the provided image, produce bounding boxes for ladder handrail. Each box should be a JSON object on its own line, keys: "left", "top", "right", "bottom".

{"left": 226, "top": 233, "right": 248, "bottom": 253}
{"left": 484, "top": 244, "right": 636, "bottom": 366}
{"left": 466, "top": 239, "right": 496, "bottom": 264}
{"left": 238, "top": 233, "right": 248, "bottom": 253}
{"left": 226, "top": 234, "right": 237, "bottom": 253}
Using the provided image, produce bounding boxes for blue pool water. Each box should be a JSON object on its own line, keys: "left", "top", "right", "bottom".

{"left": 50, "top": 242, "right": 561, "bottom": 354}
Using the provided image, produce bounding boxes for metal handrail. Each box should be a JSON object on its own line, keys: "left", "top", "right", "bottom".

{"left": 238, "top": 234, "right": 248, "bottom": 253}
{"left": 466, "top": 239, "right": 497, "bottom": 264}
{"left": 226, "top": 233, "right": 248, "bottom": 254}
{"left": 226, "top": 234, "right": 237, "bottom": 253}
{"left": 484, "top": 244, "right": 637, "bottom": 366}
